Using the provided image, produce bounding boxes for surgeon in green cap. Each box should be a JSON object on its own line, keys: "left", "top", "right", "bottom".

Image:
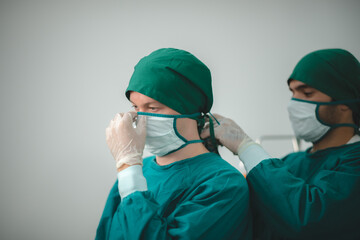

{"left": 201, "top": 48, "right": 360, "bottom": 239}
{"left": 95, "top": 48, "right": 252, "bottom": 239}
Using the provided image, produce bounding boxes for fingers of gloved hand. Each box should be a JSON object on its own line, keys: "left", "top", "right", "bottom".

{"left": 108, "top": 118, "right": 115, "bottom": 129}
{"left": 114, "top": 113, "right": 126, "bottom": 128}
{"left": 200, "top": 114, "right": 247, "bottom": 154}
{"left": 108, "top": 112, "right": 133, "bottom": 138}
{"left": 208, "top": 113, "right": 224, "bottom": 125}
{"left": 106, "top": 115, "right": 125, "bottom": 149}
{"left": 127, "top": 110, "right": 138, "bottom": 120}
{"left": 110, "top": 112, "right": 144, "bottom": 145}
{"left": 220, "top": 117, "right": 242, "bottom": 131}
{"left": 202, "top": 114, "right": 222, "bottom": 125}
{"left": 121, "top": 111, "right": 138, "bottom": 129}
{"left": 221, "top": 122, "right": 249, "bottom": 154}
{"left": 105, "top": 127, "right": 112, "bottom": 142}
{"left": 203, "top": 122, "right": 210, "bottom": 129}
{"left": 112, "top": 135, "right": 145, "bottom": 166}
{"left": 108, "top": 113, "right": 121, "bottom": 129}
{"left": 104, "top": 112, "right": 146, "bottom": 169}
{"left": 200, "top": 120, "right": 221, "bottom": 139}
{"left": 200, "top": 126, "right": 210, "bottom": 139}
{"left": 121, "top": 112, "right": 132, "bottom": 128}
{"left": 106, "top": 114, "right": 120, "bottom": 144}
{"left": 108, "top": 128, "right": 120, "bottom": 150}
{"left": 135, "top": 115, "right": 147, "bottom": 136}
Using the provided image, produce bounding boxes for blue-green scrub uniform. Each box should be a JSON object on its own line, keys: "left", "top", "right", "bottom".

{"left": 96, "top": 152, "right": 252, "bottom": 239}
{"left": 248, "top": 141, "right": 360, "bottom": 239}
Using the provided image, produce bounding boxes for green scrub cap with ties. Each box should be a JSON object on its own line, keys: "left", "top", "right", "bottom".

{"left": 288, "top": 48, "right": 360, "bottom": 115}
{"left": 126, "top": 48, "right": 213, "bottom": 115}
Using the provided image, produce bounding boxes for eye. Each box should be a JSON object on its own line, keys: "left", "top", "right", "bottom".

{"left": 304, "top": 92, "right": 314, "bottom": 97}
{"left": 149, "top": 107, "right": 158, "bottom": 112}
{"left": 131, "top": 105, "right": 139, "bottom": 111}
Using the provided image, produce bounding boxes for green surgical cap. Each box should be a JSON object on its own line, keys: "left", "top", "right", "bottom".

{"left": 288, "top": 48, "right": 360, "bottom": 114}
{"left": 126, "top": 48, "right": 213, "bottom": 114}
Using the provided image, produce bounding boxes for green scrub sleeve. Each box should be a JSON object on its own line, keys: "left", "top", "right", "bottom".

{"left": 247, "top": 149, "right": 360, "bottom": 239}
{"left": 96, "top": 175, "right": 252, "bottom": 239}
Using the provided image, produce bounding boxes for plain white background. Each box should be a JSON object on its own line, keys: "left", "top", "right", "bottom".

{"left": 0, "top": 0, "right": 359, "bottom": 239}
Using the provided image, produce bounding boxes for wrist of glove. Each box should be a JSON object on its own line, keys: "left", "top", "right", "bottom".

{"left": 115, "top": 151, "right": 143, "bottom": 169}
{"left": 236, "top": 136, "right": 257, "bottom": 155}
{"left": 106, "top": 111, "right": 147, "bottom": 170}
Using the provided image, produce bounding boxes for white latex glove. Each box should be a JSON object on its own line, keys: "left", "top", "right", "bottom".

{"left": 106, "top": 111, "right": 147, "bottom": 170}
{"left": 201, "top": 113, "right": 271, "bottom": 173}
{"left": 200, "top": 113, "right": 254, "bottom": 154}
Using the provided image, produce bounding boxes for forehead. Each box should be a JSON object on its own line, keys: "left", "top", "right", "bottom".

{"left": 129, "top": 91, "right": 171, "bottom": 108}
{"left": 129, "top": 91, "right": 180, "bottom": 114}
{"left": 288, "top": 79, "right": 332, "bottom": 101}
{"left": 288, "top": 79, "right": 314, "bottom": 90}
{"left": 129, "top": 91, "right": 159, "bottom": 104}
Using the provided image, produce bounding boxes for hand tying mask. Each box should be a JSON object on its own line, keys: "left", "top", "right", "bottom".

{"left": 106, "top": 111, "right": 147, "bottom": 171}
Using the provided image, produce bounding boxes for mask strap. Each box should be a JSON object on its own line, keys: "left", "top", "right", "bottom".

{"left": 172, "top": 113, "right": 204, "bottom": 144}
{"left": 208, "top": 112, "right": 220, "bottom": 125}
{"left": 206, "top": 112, "right": 220, "bottom": 151}
{"left": 325, "top": 122, "right": 360, "bottom": 135}
{"left": 336, "top": 123, "right": 360, "bottom": 135}
{"left": 314, "top": 105, "right": 360, "bottom": 135}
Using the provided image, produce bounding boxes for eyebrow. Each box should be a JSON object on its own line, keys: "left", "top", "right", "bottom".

{"left": 289, "top": 84, "right": 312, "bottom": 92}
{"left": 130, "top": 101, "right": 162, "bottom": 106}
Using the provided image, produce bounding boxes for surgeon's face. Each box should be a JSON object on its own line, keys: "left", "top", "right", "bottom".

{"left": 129, "top": 91, "right": 196, "bottom": 139}
{"left": 129, "top": 91, "right": 180, "bottom": 115}
{"left": 288, "top": 79, "right": 345, "bottom": 125}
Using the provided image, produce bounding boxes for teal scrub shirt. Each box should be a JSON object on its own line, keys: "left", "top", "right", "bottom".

{"left": 248, "top": 141, "right": 360, "bottom": 239}
{"left": 96, "top": 153, "right": 252, "bottom": 239}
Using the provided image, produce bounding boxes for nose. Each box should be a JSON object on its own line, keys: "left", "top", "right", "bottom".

{"left": 292, "top": 91, "right": 300, "bottom": 99}
{"left": 137, "top": 108, "right": 145, "bottom": 113}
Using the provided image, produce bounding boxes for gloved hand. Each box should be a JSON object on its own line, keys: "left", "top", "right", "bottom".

{"left": 201, "top": 113, "right": 271, "bottom": 173}
{"left": 200, "top": 113, "right": 255, "bottom": 155}
{"left": 105, "top": 111, "right": 147, "bottom": 171}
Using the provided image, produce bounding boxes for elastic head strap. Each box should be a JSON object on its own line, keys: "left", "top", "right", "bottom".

{"left": 206, "top": 112, "right": 220, "bottom": 150}
{"left": 314, "top": 104, "right": 360, "bottom": 136}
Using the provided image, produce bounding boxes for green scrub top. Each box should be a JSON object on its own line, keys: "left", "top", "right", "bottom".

{"left": 248, "top": 141, "right": 360, "bottom": 239}
{"left": 96, "top": 153, "right": 252, "bottom": 239}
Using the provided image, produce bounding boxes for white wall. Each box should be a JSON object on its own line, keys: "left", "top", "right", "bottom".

{"left": 0, "top": 0, "right": 359, "bottom": 239}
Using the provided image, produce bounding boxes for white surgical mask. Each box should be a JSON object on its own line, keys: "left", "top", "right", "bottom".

{"left": 287, "top": 98, "right": 331, "bottom": 143}
{"left": 137, "top": 112, "right": 203, "bottom": 156}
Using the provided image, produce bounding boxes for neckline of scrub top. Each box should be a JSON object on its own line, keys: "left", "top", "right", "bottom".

{"left": 149, "top": 152, "right": 218, "bottom": 171}
{"left": 305, "top": 140, "right": 360, "bottom": 158}
{"left": 347, "top": 134, "right": 360, "bottom": 144}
